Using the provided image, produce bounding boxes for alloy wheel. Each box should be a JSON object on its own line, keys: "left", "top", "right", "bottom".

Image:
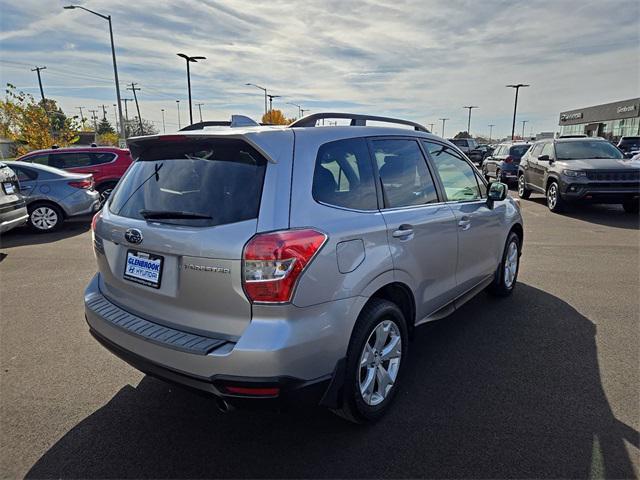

{"left": 504, "top": 240, "right": 518, "bottom": 288}
{"left": 518, "top": 176, "right": 525, "bottom": 196}
{"left": 31, "top": 206, "right": 58, "bottom": 230}
{"left": 548, "top": 183, "right": 558, "bottom": 209}
{"left": 359, "top": 320, "right": 402, "bottom": 406}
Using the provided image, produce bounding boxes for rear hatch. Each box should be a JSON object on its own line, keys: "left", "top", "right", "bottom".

{"left": 95, "top": 136, "right": 270, "bottom": 339}
{"left": 0, "top": 163, "right": 23, "bottom": 206}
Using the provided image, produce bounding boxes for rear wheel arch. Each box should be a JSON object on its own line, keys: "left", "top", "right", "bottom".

{"left": 368, "top": 282, "right": 416, "bottom": 337}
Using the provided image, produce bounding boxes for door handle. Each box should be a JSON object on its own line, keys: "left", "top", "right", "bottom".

{"left": 392, "top": 224, "right": 414, "bottom": 238}
{"left": 458, "top": 217, "right": 471, "bottom": 231}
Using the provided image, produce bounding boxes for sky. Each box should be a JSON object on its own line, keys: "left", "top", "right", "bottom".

{"left": 0, "top": 0, "right": 638, "bottom": 139}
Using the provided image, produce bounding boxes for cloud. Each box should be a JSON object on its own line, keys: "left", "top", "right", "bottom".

{"left": 0, "top": 0, "right": 638, "bottom": 137}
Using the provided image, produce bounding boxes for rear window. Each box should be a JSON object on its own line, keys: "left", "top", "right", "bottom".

{"left": 109, "top": 138, "right": 267, "bottom": 227}
{"left": 509, "top": 145, "right": 530, "bottom": 160}
{"left": 450, "top": 139, "right": 468, "bottom": 147}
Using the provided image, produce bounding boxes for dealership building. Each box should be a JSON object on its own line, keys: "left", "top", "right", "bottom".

{"left": 559, "top": 98, "right": 640, "bottom": 140}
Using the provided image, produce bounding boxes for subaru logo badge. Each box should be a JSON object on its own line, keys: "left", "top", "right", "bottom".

{"left": 124, "top": 228, "right": 143, "bottom": 245}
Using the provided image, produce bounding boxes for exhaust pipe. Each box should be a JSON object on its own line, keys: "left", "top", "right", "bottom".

{"left": 216, "top": 398, "right": 235, "bottom": 413}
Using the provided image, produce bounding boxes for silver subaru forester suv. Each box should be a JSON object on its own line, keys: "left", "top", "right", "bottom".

{"left": 85, "top": 113, "right": 523, "bottom": 423}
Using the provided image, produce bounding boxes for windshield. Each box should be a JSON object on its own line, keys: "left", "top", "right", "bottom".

{"left": 109, "top": 138, "right": 267, "bottom": 226}
{"left": 555, "top": 141, "right": 624, "bottom": 160}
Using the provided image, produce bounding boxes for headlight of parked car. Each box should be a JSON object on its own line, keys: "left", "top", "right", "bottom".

{"left": 562, "top": 169, "right": 586, "bottom": 177}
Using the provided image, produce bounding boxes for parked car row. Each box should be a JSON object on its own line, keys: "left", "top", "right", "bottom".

{"left": 0, "top": 146, "right": 132, "bottom": 234}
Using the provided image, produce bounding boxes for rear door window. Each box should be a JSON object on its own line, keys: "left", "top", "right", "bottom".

{"left": 91, "top": 152, "right": 116, "bottom": 165}
{"left": 372, "top": 139, "right": 439, "bottom": 208}
{"left": 109, "top": 138, "right": 267, "bottom": 227}
{"left": 49, "top": 152, "right": 93, "bottom": 168}
{"left": 312, "top": 138, "right": 378, "bottom": 210}
{"left": 25, "top": 154, "right": 49, "bottom": 165}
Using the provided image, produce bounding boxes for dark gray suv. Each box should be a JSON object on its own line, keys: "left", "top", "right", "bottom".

{"left": 518, "top": 137, "right": 640, "bottom": 213}
{"left": 85, "top": 113, "right": 524, "bottom": 423}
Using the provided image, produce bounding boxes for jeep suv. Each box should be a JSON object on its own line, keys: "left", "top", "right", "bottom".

{"left": 85, "top": 113, "right": 524, "bottom": 423}
{"left": 518, "top": 137, "right": 640, "bottom": 213}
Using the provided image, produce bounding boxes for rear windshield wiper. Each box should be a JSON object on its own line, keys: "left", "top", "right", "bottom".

{"left": 139, "top": 209, "right": 212, "bottom": 220}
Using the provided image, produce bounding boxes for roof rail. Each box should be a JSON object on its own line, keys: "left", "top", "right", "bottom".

{"left": 179, "top": 115, "right": 261, "bottom": 131}
{"left": 289, "top": 112, "right": 429, "bottom": 133}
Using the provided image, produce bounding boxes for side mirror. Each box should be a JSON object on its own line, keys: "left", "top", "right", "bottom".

{"left": 487, "top": 182, "right": 507, "bottom": 208}
{"left": 538, "top": 154, "right": 550, "bottom": 161}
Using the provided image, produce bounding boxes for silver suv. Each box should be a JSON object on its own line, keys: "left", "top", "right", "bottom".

{"left": 85, "top": 113, "right": 524, "bottom": 423}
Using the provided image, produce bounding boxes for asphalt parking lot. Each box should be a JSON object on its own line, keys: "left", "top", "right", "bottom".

{"left": 1, "top": 194, "right": 638, "bottom": 479}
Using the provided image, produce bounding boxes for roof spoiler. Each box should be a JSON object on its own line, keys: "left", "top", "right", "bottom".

{"left": 289, "top": 112, "right": 429, "bottom": 133}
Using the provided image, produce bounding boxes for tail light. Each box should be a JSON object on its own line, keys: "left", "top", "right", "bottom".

{"left": 504, "top": 156, "right": 514, "bottom": 164}
{"left": 242, "top": 229, "right": 327, "bottom": 303}
{"left": 91, "top": 209, "right": 101, "bottom": 232}
{"left": 68, "top": 177, "right": 94, "bottom": 189}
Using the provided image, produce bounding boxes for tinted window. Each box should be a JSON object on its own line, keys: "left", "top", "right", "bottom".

{"left": 541, "top": 143, "right": 555, "bottom": 158}
{"left": 555, "top": 141, "right": 624, "bottom": 160}
{"left": 312, "top": 138, "right": 377, "bottom": 210}
{"left": 371, "top": 139, "right": 438, "bottom": 208}
{"left": 423, "top": 142, "right": 482, "bottom": 201}
{"left": 11, "top": 166, "right": 37, "bottom": 182}
{"left": 91, "top": 152, "right": 116, "bottom": 165}
{"left": 109, "top": 138, "right": 267, "bottom": 227}
{"left": 509, "top": 145, "right": 530, "bottom": 160}
{"left": 450, "top": 139, "right": 468, "bottom": 148}
{"left": 26, "top": 155, "right": 49, "bottom": 165}
{"left": 49, "top": 152, "right": 93, "bottom": 168}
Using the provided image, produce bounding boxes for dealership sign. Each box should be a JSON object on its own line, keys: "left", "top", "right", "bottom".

{"left": 617, "top": 105, "right": 637, "bottom": 114}
{"left": 560, "top": 112, "right": 583, "bottom": 121}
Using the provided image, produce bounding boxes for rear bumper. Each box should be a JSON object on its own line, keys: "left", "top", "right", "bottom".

{"left": 64, "top": 190, "right": 100, "bottom": 217}
{"left": 84, "top": 273, "right": 360, "bottom": 408}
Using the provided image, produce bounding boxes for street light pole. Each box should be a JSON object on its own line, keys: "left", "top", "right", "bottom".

{"left": 287, "top": 102, "right": 302, "bottom": 118}
{"left": 439, "top": 118, "right": 449, "bottom": 138}
{"left": 64, "top": 5, "right": 126, "bottom": 143}
{"left": 521, "top": 120, "right": 528, "bottom": 140}
{"left": 506, "top": 84, "right": 530, "bottom": 141}
{"left": 176, "top": 100, "right": 181, "bottom": 129}
{"left": 245, "top": 83, "right": 268, "bottom": 116}
{"left": 428, "top": 123, "right": 435, "bottom": 133}
{"left": 161, "top": 109, "right": 166, "bottom": 133}
{"left": 266, "top": 94, "right": 281, "bottom": 112}
{"left": 463, "top": 106, "right": 478, "bottom": 135}
{"left": 177, "top": 53, "right": 206, "bottom": 125}
{"left": 195, "top": 103, "right": 204, "bottom": 122}
{"left": 488, "top": 124, "right": 495, "bottom": 142}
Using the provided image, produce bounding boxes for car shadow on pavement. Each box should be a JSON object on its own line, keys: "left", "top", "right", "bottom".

{"left": 525, "top": 195, "right": 639, "bottom": 230}
{"left": 25, "top": 284, "right": 638, "bottom": 479}
{"left": 0, "top": 219, "right": 90, "bottom": 249}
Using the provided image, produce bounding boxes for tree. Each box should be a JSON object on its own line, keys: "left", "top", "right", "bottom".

{"left": 97, "top": 118, "right": 115, "bottom": 135}
{"left": 261, "top": 109, "right": 293, "bottom": 125}
{"left": 97, "top": 131, "right": 119, "bottom": 146}
{"left": 0, "top": 84, "right": 78, "bottom": 156}
{"left": 454, "top": 131, "right": 471, "bottom": 139}
{"left": 125, "top": 117, "right": 159, "bottom": 137}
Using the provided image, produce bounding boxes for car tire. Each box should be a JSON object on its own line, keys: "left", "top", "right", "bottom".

{"left": 546, "top": 180, "right": 565, "bottom": 213}
{"left": 28, "top": 203, "right": 63, "bottom": 233}
{"left": 518, "top": 174, "right": 531, "bottom": 199}
{"left": 482, "top": 166, "right": 491, "bottom": 183}
{"left": 332, "top": 298, "right": 408, "bottom": 424}
{"left": 622, "top": 199, "right": 639, "bottom": 214}
{"left": 488, "top": 231, "right": 521, "bottom": 297}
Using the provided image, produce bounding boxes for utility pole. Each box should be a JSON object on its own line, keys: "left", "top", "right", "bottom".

{"left": 506, "top": 84, "right": 530, "bottom": 140}
{"left": 76, "top": 106, "right": 86, "bottom": 128}
{"left": 161, "top": 109, "right": 166, "bottom": 133}
{"left": 428, "top": 123, "right": 435, "bottom": 133}
{"left": 176, "top": 100, "right": 181, "bottom": 129}
{"left": 439, "top": 118, "right": 449, "bottom": 138}
{"left": 463, "top": 106, "right": 479, "bottom": 135}
{"left": 31, "top": 66, "right": 47, "bottom": 103}
{"left": 521, "top": 120, "right": 528, "bottom": 140}
{"left": 98, "top": 104, "right": 108, "bottom": 120}
{"left": 127, "top": 83, "right": 143, "bottom": 135}
{"left": 300, "top": 108, "right": 310, "bottom": 116}
{"left": 89, "top": 109, "right": 99, "bottom": 143}
{"left": 112, "top": 104, "right": 119, "bottom": 132}
{"left": 488, "top": 124, "right": 495, "bottom": 142}
{"left": 195, "top": 103, "right": 204, "bottom": 122}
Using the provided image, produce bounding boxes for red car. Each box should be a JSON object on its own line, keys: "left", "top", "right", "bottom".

{"left": 17, "top": 146, "right": 133, "bottom": 202}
